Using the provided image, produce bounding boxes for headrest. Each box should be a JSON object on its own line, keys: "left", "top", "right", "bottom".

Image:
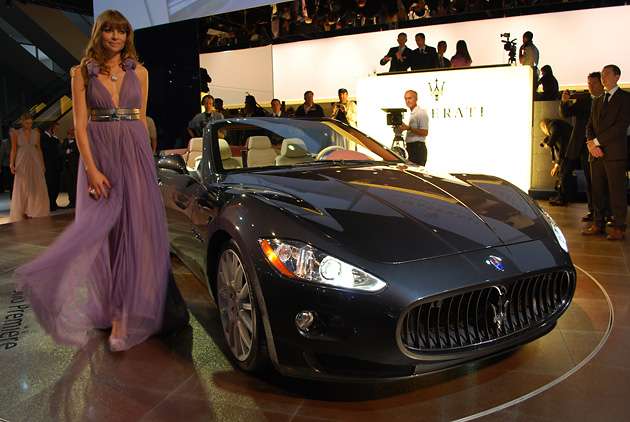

{"left": 247, "top": 136, "right": 272, "bottom": 150}
{"left": 281, "top": 138, "right": 308, "bottom": 158}
{"left": 188, "top": 137, "right": 203, "bottom": 152}
{"left": 218, "top": 139, "right": 232, "bottom": 160}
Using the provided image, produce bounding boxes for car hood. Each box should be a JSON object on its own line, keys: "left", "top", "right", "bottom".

{"left": 230, "top": 164, "right": 546, "bottom": 263}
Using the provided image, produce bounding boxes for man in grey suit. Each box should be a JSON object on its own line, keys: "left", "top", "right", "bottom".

{"left": 582, "top": 65, "right": 630, "bottom": 240}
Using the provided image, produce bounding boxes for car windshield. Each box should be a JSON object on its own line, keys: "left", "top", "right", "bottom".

{"left": 211, "top": 117, "right": 403, "bottom": 171}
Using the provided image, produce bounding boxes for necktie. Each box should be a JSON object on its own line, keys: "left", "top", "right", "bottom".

{"left": 601, "top": 92, "right": 610, "bottom": 116}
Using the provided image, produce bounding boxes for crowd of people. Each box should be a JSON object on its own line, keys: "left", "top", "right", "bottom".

{"left": 542, "top": 65, "right": 630, "bottom": 240}
{"left": 200, "top": 0, "right": 582, "bottom": 49}
{"left": 183, "top": 89, "right": 358, "bottom": 144}
{"left": 0, "top": 116, "right": 81, "bottom": 221}
{"left": 380, "top": 32, "right": 470, "bottom": 71}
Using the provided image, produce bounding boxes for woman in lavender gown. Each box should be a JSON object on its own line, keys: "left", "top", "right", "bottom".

{"left": 14, "top": 10, "right": 182, "bottom": 352}
{"left": 8, "top": 113, "right": 50, "bottom": 222}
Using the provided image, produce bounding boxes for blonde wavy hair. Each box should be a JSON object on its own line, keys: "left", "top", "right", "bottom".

{"left": 77, "top": 10, "right": 140, "bottom": 87}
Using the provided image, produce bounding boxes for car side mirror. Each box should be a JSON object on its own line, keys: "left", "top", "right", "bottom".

{"left": 157, "top": 154, "right": 188, "bottom": 174}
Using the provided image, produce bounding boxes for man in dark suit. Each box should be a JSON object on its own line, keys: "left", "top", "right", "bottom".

{"left": 270, "top": 98, "right": 288, "bottom": 117}
{"left": 559, "top": 72, "right": 605, "bottom": 221}
{"left": 410, "top": 33, "right": 438, "bottom": 71}
{"left": 379, "top": 33, "right": 411, "bottom": 73}
{"left": 40, "top": 121, "right": 62, "bottom": 211}
{"left": 60, "top": 125, "right": 79, "bottom": 209}
{"left": 436, "top": 41, "right": 451, "bottom": 69}
{"left": 582, "top": 65, "right": 630, "bottom": 240}
{"left": 540, "top": 118, "right": 574, "bottom": 206}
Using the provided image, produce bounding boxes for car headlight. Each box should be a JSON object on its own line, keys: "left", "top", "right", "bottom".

{"left": 540, "top": 209, "right": 568, "bottom": 253}
{"left": 258, "top": 238, "right": 387, "bottom": 292}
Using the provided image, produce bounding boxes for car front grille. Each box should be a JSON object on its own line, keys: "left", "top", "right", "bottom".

{"left": 400, "top": 270, "right": 575, "bottom": 355}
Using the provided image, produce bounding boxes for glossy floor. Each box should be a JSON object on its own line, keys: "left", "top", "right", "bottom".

{"left": 0, "top": 200, "right": 628, "bottom": 421}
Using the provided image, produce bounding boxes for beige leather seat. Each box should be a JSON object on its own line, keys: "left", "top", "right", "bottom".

{"left": 219, "top": 139, "right": 241, "bottom": 169}
{"left": 184, "top": 137, "right": 203, "bottom": 170}
{"left": 274, "top": 138, "right": 313, "bottom": 166}
{"left": 246, "top": 136, "right": 278, "bottom": 167}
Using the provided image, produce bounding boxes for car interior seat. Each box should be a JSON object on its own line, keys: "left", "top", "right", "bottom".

{"left": 219, "top": 139, "right": 242, "bottom": 169}
{"left": 184, "top": 137, "right": 203, "bottom": 170}
{"left": 274, "top": 138, "right": 314, "bottom": 166}
{"left": 246, "top": 136, "right": 278, "bottom": 167}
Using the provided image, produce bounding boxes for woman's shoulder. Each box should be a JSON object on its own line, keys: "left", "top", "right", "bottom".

{"left": 135, "top": 64, "right": 148, "bottom": 76}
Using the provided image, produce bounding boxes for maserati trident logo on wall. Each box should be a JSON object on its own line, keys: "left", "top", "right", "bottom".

{"left": 485, "top": 255, "right": 504, "bottom": 271}
{"left": 428, "top": 78, "right": 444, "bottom": 101}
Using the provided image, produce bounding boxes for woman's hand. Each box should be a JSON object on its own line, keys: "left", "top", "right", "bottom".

{"left": 10, "top": 165, "right": 16, "bottom": 175}
{"left": 86, "top": 167, "right": 111, "bottom": 200}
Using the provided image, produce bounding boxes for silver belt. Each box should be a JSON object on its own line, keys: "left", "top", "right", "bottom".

{"left": 91, "top": 108, "right": 140, "bottom": 121}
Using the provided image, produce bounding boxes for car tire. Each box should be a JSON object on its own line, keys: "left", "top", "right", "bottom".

{"left": 216, "top": 239, "right": 269, "bottom": 372}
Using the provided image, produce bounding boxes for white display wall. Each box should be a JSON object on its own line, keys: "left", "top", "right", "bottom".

{"left": 199, "top": 45, "right": 274, "bottom": 107}
{"left": 357, "top": 66, "right": 533, "bottom": 191}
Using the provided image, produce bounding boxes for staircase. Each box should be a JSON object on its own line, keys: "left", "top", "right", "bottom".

{"left": 0, "top": 1, "right": 91, "bottom": 134}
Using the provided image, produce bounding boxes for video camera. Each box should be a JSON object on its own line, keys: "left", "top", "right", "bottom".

{"left": 382, "top": 108, "right": 406, "bottom": 127}
{"left": 381, "top": 108, "right": 408, "bottom": 158}
{"left": 501, "top": 33, "right": 517, "bottom": 65}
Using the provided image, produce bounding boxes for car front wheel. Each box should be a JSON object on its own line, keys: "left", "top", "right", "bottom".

{"left": 216, "top": 239, "right": 269, "bottom": 372}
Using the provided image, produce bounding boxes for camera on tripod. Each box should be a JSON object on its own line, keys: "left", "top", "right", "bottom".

{"left": 501, "top": 33, "right": 517, "bottom": 64}
{"left": 382, "top": 108, "right": 406, "bottom": 126}
{"left": 382, "top": 108, "right": 408, "bottom": 158}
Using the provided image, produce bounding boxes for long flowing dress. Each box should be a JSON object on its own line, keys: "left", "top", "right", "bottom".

{"left": 14, "top": 59, "right": 172, "bottom": 350}
{"left": 8, "top": 129, "right": 50, "bottom": 222}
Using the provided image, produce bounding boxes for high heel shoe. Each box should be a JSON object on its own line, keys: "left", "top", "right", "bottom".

{"left": 108, "top": 337, "right": 128, "bottom": 352}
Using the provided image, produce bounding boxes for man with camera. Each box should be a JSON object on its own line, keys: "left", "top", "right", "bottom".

{"left": 399, "top": 90, "right": 429, "bottom": 166}
{"left": 331, "top": 88, "right": 357, "bottom": 128}
{"left": 540, "top": 118, "right": 574, "bottom": 206}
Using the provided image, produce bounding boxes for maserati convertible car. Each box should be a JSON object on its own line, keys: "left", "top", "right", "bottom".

{"left": 157, "top": 117, "right": 575, "bottom": 381}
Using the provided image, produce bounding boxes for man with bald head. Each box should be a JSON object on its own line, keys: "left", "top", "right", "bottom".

{"left": 399, "top": 90, "right": 429, "bottom": 165}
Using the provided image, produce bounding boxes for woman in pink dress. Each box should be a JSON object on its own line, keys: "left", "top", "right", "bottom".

{"left": 450, "top": 40, "right": 473, "bottom": 68}
{"left": 8, "top": 113, "right": 50, "bottom": 222}
{"left": 14, "top": 10, "right": 183, "bottom": 352}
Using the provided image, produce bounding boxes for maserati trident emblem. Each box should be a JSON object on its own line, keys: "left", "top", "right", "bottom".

{"left": 486, "top": 255, "right": 504, "bottom": 271}
{"left": 428, "top": 78, "right": 444, "bottom": 101}
{"left": 490, "top": 286, "right": 509, "bottom": 330}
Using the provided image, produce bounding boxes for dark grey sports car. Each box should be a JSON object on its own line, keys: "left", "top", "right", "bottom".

{"left": 157, "top": 117, "right": 575, "bottom": 381}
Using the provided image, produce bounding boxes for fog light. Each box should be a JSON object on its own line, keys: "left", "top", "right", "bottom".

{"left": 295, "top": 311, "right": 315, "bottom": 333}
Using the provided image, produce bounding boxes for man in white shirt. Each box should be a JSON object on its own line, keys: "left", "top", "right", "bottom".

{"left": 331, "top": 88, "right": 357, "bottom": 127}
{"left": 399, "top": 90, "right": 429, "bottom": 165}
